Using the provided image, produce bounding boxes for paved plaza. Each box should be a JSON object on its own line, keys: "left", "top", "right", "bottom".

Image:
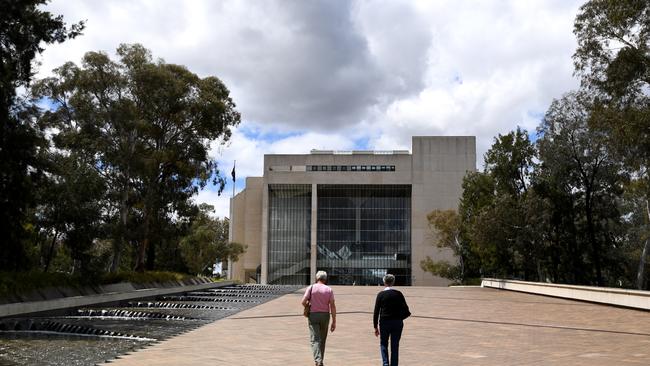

{"left": 105, "top": 286, "right": 650, "bottom": 365}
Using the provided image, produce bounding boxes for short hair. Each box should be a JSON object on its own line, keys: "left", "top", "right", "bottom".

{"left": 383, "top": 274, "right": 395, "bottom": 286}
{"left": 316, "top": 271, "right": 328, "bottom": 282}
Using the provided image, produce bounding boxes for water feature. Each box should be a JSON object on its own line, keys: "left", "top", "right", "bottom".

{"left": 0, "top": 284, "right": 300, "bottom": 365}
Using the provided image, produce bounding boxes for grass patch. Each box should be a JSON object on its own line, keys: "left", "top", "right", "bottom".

{"left": 0, "top": 271, "right": 80, "bottom": 299}
{"left": 0, "top": 270, "right": 213, "bottom": 300}
{"left": 101, "top": 271, "right": 193, "bottom": 285}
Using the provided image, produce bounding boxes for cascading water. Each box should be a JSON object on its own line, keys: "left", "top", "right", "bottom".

{"left": 0, "top": 284, "right": 301, "bottom": 366}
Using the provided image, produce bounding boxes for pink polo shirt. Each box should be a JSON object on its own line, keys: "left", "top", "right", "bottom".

{"left": 303, "top": 283, "right": 334, "bottom": 313}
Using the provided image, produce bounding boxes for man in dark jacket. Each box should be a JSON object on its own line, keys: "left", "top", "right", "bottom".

{"left": 373, "top": 274, "right": 411, "bottom": 366}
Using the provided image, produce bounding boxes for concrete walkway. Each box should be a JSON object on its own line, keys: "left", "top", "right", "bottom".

{"left": 104, "top": 286, "right": 650, "bottom": 365}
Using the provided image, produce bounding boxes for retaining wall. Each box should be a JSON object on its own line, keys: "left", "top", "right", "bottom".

{"left": 481, "top": 278, "right": 650, "bottom": 311}
{"left": 0, "top": 280, "right": 234, "bottom": 318}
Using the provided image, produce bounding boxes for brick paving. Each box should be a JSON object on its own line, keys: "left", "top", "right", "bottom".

{"left": 104, "top": 286, "right": 650, "bottom": 365}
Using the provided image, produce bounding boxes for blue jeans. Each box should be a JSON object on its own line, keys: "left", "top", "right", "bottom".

{"left": 379, "top": 319, "right": 403, "bottom": 366}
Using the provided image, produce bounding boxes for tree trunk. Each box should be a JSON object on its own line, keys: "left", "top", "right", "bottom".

{"left": 585, "top": 189, "right": 604, "bottom": 286}
{"left": 110, "top": 240, "right": 122, "bottom": 273}
{"left": 454, "top": 235, "right": 465, "bottom": 282}
{"left": 146, "top": 223, "right": 156, "bottom": 271}
{"left": 134, "top": 208, "right": 150, "bottom": 272}
{"left": 135, "top": 187, "right": 156, "bottom": 272}
{"left": 113, "top": 130, "right": 137, "bottom": 272}
{"left": 566, "top": 194, "right": 582, "bottom": 284}
{"left": 43, "top": 231, "right": 59, "bottom": 272}
{"left": 110, "top": 183, "right": 129, "bottom": 272}
{"left": 636, "top": 198, "right": 650, "bottom": 290}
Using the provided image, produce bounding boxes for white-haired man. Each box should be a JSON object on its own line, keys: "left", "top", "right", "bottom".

{"left": 373, "top": 274, "right": 410, "bottom": 366}
{"left": 302, "top": 270, "right": 336, "bottom": 366}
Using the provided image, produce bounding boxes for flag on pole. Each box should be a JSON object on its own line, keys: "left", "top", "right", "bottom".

{"left": 231, "top": 161, "right": 236, "bottom": 198}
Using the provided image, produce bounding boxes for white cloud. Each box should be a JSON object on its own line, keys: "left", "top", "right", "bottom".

{"left": 193, "top": 188, "right": 231, "bottom": 219}
{"left": 203, "top": 123, "right": 358, "bottom": 217}
{"left": 38, "top": 0, "right": 587, "bottom": 215}
{"left": 364, "top": 0, "right": 582, "bottom": 165}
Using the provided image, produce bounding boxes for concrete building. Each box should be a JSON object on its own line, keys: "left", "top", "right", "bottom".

{"left": 228, "top": 136, "right": 476, "bottom": 286}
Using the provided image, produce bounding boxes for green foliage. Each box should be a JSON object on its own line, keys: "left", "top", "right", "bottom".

{"left": 0, "top": 270, "right": 198, "bottom": 299}
{"left": 0, "top": 0, "right": 84, "bottom": 105}
{"left": 457, "top": 131, "right": 540, "bottom": 281}
{"left": 36, "top": 153, "right": 108, "bottom": 275}
{"left": 420, "top": 259, "right": 462, "bottom": 283}
{"left": 179, "top": 204, "right": 246, "bottom": 275}
{"left": 0, "top": 0, "right": 83, "bottom": 271}
{"left": 538, "top": 91, "right": 624, "bottom": 285}
{"left": 421, "top": 209, "right": 471, "bottom": 283}
{"left": 0, "top": 271, "right": 79, "bottom": 298}
{"left": 31, "top": 43, "right": 241, "bottom": 272}
{"left": 484, "top": 127, "right": 535, "bottom": 196}
{"left": 427, "top": 210, "right": 461, "bottom": 250}
{"left": 573, "top": 0, "right": 649, "bottom": 98}
{"left": 574, "top": 0, "right": 650, "bottom": 289}
{"left": 447, "top": 119, "right": 628, "bottom": 286}
{"left": 100, "top": 271, "right": 192, "bottom": 285}
{"left": 1, "top": 30, "right": 240, "bottom": 278}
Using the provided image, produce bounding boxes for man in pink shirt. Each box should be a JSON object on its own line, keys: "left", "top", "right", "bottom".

{"left": 301, "top": 271, "right": 336, "bottom": 366}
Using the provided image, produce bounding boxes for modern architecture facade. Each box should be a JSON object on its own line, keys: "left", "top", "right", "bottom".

{"left": 228, "top": 136, "right": 476, "bottom": 286}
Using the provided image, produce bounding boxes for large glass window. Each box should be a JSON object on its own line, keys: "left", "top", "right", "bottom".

{"left": 268, "top": 185, "right": 311, "bottom": 285}
{"left": 317, "top": 185, "right": 411, "bottom": 285}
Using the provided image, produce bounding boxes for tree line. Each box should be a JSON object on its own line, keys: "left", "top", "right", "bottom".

{"left": 423, "top": 0, "right": 650, "bottom": 289}
{"left": 1, "top": 1, "right": 244, "bottom": 277}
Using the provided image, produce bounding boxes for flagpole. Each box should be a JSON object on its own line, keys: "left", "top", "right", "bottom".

{"left": 232, "top": 160, "right": 236, "bottom": 198}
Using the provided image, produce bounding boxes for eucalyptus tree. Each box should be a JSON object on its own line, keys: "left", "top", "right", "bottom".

{"left": 574, "top": 0, "right": 650, "bottom": 289}
{"left": 457, "top": 171, "right": 495, "bottom": 278}
{"left": 33, "top": 44, "right": 240, "bottom": 271}
{"left": 574, "top": 0, "right": 649, "bottom": 98}
{"left": 36, "top": 152, "right": 106, "bottom": 273}
{"left": 475, "top": 129, "right": 538, "bottom": 280}
{"left": 179, "top": 204, "right": 245, "bottom": 275}
{"left": 538, "top": 91, "right": 623, "bottom": 286}
{"left": 531, "top": 156, "right": 585, "bottom": 284}
{"left": 484, "top": 127, "right": 535, "bottom": 197}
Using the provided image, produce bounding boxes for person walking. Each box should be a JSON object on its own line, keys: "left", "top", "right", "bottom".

{"left": 302, "top": 271, "right": 336, "bottom": 366}
{"left": 373, "top": 274, "right": 410, "bottom": 366}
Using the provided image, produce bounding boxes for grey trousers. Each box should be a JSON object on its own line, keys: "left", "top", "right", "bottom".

{"left": 308, "top": 312, "right": 330, "bottom": 364}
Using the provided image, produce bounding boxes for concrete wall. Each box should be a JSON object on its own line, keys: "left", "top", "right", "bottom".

{"left": 229, "top": 189, "right": 245, "bottom": 280}
{"left": 411, "top": 136, "right": 476, "bottom": 286}
{"left": 482, "top": 279, "right": 650, "bottom": 311}
{"left": 230, "top": 177, "right": 263, "bottom": 283}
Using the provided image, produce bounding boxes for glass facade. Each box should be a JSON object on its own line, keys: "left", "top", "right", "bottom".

{"left": 317, "top": 185, "right": 411, "bottom": 285}
{"left": 267, "top": 184, "right": 311, "bottom": 285}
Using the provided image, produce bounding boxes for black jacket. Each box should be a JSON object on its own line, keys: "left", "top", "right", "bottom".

{"left": 373, "top": 288, "right": 411, "bottom": 328}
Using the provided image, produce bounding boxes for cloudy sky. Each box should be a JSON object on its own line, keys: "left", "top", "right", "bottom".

{"left": 38, "top": 0, "right": 585, "bottom": 218}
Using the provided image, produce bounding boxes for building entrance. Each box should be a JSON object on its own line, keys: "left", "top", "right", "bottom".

{"left": 317, "top": 185, "right": 411, "bottom": 285}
